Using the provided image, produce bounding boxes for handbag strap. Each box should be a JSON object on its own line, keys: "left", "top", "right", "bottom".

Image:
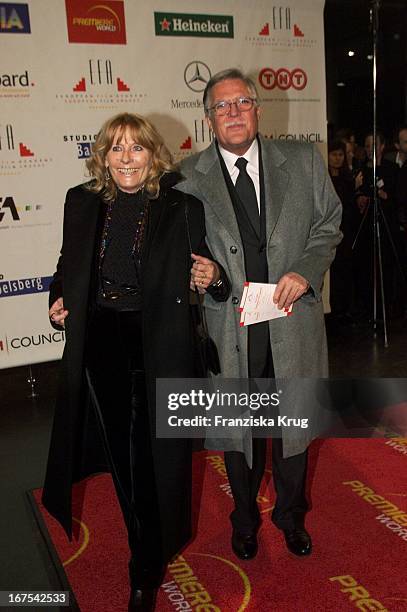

{"left": 184, "top": 199, "right": 210, "bottom": 339}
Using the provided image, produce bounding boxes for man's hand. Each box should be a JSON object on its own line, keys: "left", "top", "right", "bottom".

{"left": 273, "top": 272, "right": 309, "bottom": 310}
{"left": 190, "top": 253, "right": 220, "bottom": 294}
{"left": 49, "top": 297, "right": 68, "bottom": 327}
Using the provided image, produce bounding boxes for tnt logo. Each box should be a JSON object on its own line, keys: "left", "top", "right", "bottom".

{"left": 259, "top": 67, "right": 307, "bottom": 91}
{"left": 0, "top": 196, "right": 19, "bottom": 222}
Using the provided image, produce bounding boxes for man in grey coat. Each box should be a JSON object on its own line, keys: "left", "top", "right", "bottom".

{"left": 179, "top": 68, "right": 342, "bottom": 562}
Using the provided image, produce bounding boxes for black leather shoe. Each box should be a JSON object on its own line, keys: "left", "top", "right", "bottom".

{"left": 283, "top": 527, "right": 312, "bottom": 556}
{"left": 128, "top": 587, "right": 158, "bottom": 612}
{"left": 231, "top": 529, "right": 258, "bottom": 560}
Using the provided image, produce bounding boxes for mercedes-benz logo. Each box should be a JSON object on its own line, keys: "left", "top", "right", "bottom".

{"left": 184, "top": 61, "right": 211, "bottom": 93}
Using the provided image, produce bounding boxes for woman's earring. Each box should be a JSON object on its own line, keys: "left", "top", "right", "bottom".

{"left": 105, "top": 168, "right": 110, "bottom": 184}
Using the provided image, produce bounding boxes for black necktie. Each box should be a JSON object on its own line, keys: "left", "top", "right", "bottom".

{"left": 235, "top": 157, "right": 260, "bottom": 236}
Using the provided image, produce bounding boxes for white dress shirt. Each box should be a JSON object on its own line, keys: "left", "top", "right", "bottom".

{"left": 218, "top": 139, "right": 260, "bottom": 212}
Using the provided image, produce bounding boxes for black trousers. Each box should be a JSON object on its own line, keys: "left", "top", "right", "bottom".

{"left": 86, "top": 308, "right": 164, "bottom": 588}
{"left": 224, "top": 337, "right": 308, "bottom": 535}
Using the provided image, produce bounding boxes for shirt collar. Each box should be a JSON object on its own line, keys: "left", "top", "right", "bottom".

{"left": 218, "top": 138, "right": 259, "bottom": 175}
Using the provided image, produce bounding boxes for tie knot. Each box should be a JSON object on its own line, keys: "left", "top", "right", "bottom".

{"left": 235, "top": 157, "right": 248, "bottom": 172}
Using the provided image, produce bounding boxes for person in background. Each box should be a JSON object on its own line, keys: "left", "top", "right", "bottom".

{"left": 43, "top": 112, "right": 229, "bottom": 612}
{"left": 327, "top": 139, "right": 359, "bottom": 325}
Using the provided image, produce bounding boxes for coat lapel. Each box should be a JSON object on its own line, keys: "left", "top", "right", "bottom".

{"left": 259, "top": 135, "right": 290, "bottom": 244}
{"left": 186, "top": 143, "right": 242, "bottom": 243}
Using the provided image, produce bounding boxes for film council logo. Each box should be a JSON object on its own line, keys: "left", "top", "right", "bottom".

{"left": 65, "top": 0, "right": 126, "bottom": 44}
{"left": 184, "top": 61, "right": 211, "bottom": 93}
{"left": 155, "top": 12, "right": 234, "bottom": 38}
{"left": 259, "top": 67, "right": 307, "bottom": 91}
{"left": 0, "top": 2, "right": 31, "bottom": 33}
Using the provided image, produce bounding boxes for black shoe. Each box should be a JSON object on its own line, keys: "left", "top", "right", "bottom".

{"left": 283, "top": 527, "right": 312, "bottom": 556}
{"left": 128, "top": 587, "right": 158, "bottom": 612}
{"left": 231, "top": 529, "right": 258, "bottom": 560}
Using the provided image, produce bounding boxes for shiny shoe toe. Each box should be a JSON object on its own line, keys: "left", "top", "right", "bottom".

{"left": 231, "top": 529, "right": 258, "bottom": 560}
{"left": 283, "top": 527, "right": 312, "bottom": 556}
{"left": 128, "top": 587, "right": 158, "bottom": 612}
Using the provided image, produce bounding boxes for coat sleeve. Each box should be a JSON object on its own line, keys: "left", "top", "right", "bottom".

{"left": 185, "top": 194, "right": 230, "bottom": 302}
{"left": 48, "top": 188, "right": 75, "bottom": 328}
{"left": 288, "top": 145, "right": 343, "bottom": 299}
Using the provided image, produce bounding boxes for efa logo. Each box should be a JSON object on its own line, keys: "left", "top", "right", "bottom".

{"left": 0, "top": 2, "right": 30, "bottom": 33}
{"left": 0, "top": 197, "right": 42, "bottom": 223}
{"left": 65, "top": 0, "right": 126, "bottom": 44}
{"left": 0, "top": 124, "right": 34, "bottom": 156}
{"left": 259, "top": 67, "right": 307, "bottom": 91}
{"left": 71, "top": 59, "right": 130, "bottom": 92}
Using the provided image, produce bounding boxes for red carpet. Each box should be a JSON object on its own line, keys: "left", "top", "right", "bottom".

{"left": 32, "top": 439, "right": 407, "bottom": 611}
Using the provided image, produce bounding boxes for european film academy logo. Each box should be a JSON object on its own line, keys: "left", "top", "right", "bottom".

{"left": 65, "top": 0, "right": 126, "bottom": 44}
{"left": 154, "top": 12, "right": 234, "bottom": 38}
{"left": 55, "top": 59, "right": 146, "bottom": 108}
{"left": 0, "top": 2, "right": 31, "bottom": 33}
{"left": 246, "top": 5, "right": 316, "bottom": 49}
{"left": 0, "top": 124, "right": 52, "bottom": 174}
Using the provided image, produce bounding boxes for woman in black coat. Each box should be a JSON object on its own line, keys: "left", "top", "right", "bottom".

{"left": 42, "top": 113, "right": 229, "bottom": 611}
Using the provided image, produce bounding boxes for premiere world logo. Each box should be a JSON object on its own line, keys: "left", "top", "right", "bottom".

{"left": 329, "top": 575, "right": 387, "bottom": 610}
{"left": 65, "top": 0, "right": 126, "bottom": 44}
{"left": 164, "top": 552, "right": 251, "bottom": 610}
{"left": 343, "top": 480, "right": 407, "bottom": 543}
{"left": 154, "top": 12, "right": 234, "bottom": 38}
{"left": 0, "top": 2, "right": 30, "bottom": 34}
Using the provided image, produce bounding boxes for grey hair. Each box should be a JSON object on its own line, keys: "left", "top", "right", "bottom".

{"left": 203, "top": 68, "right": 259, "bottom": 115}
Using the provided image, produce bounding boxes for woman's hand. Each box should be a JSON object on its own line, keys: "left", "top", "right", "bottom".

{"left": 49, "top": 297, "right": 69, "bottom": 327}
{"left": 190, "top": 253, "right": 220, "bottom": 294}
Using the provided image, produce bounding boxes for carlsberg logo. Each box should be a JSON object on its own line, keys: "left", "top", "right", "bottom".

{"left": 154, "top": 12, "right": 234, "bottom": 38}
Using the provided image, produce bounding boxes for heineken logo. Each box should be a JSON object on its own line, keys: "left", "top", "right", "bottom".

{"left": 154, "top": 12, "right": 234, "bottom": 38}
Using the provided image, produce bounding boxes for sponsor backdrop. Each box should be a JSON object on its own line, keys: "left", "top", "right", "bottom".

{"left": 0, "top": 0, "right": 326, "bottom": 368}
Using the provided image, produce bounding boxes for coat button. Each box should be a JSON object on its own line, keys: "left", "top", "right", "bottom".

{"left": 230, "top": 246, "right": 238, "bottom": 254}
{"left": 232, "top": 296, "right": 239, "bottom": 305}
{"left": 259, "top": 246, "right": 266, "bottom": 253}
{"left": 175, "top": 297, "right": 182, "bottom": 303}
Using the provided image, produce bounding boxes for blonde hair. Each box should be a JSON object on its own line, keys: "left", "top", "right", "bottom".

{"left": 86, "top": 113, "right": 175, "bottom": 201}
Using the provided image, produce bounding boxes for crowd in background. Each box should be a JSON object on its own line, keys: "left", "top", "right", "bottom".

{"left": 327, "top": 125, "right": 407, "bottom": 327}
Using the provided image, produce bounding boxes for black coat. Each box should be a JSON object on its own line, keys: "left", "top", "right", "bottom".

{"left": 42, "top": 174, "right": 211, "bottom": 564}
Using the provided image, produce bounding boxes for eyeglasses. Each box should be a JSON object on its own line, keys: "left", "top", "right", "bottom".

{"left": 101, "top": 276, "right": 139, "bottom": 300}
{"left": 206, "top": 97, "right": 257, "bottom": 116}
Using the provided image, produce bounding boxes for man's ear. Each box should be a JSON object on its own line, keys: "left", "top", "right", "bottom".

{"left": 205, "top": 115, "right": 213, "bottom": 134}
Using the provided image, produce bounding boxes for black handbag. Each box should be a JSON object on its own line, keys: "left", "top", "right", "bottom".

{"left": 184, "top": 202, "right": 221, "bottom": 376}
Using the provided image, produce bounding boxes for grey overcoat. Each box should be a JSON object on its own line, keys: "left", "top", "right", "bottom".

{"left": 178, "top": 135, "right": 342, "bottom": 461}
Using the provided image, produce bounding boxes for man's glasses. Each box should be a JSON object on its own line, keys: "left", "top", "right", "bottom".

{"left": 206, "top": 97, "right": 257, "bottom": 116}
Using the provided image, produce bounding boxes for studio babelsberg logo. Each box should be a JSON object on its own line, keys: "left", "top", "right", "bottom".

{"left": 0, "top": 3, "right": 31, "bottom": 34}
{"left": 155, "top": 12, "right": 233, "bottom": 38}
